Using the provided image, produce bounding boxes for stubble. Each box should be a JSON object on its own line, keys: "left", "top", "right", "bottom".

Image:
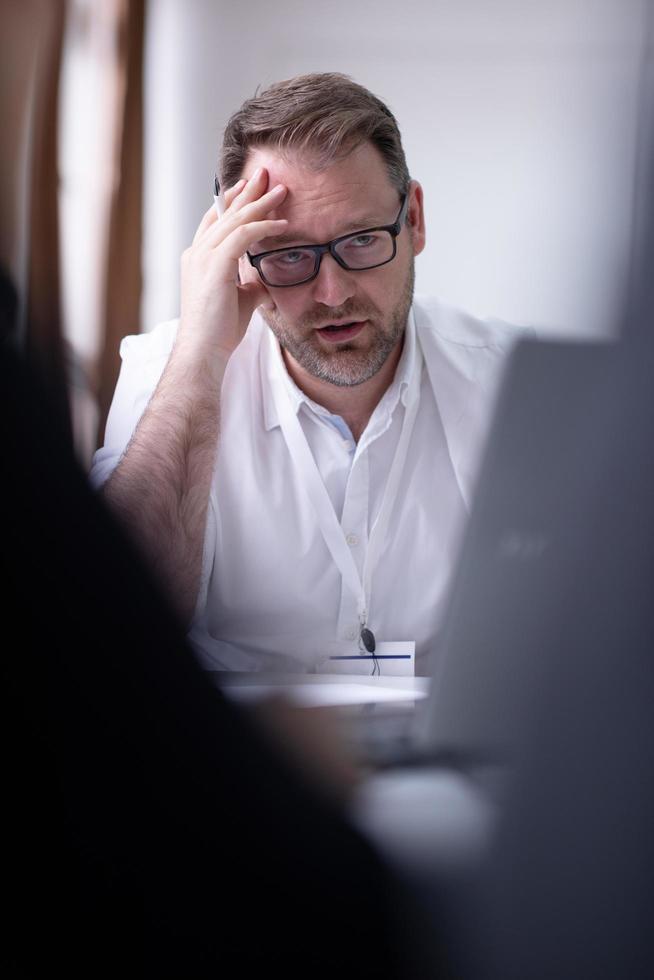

{"left": 260, "top": 259, "right": 415, "bottom": 388}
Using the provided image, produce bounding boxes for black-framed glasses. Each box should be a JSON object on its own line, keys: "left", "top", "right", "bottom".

{"left": 247, "top": 194, "right": 409, "bottom": 288}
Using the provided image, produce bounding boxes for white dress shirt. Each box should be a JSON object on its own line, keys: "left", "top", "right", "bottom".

{"left": 91, "top": 296, "right": 524, "bottom": 674}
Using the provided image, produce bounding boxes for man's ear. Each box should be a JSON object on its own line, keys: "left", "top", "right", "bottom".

{"left": 406, "top": 180, "right": 426, "bottom": 256}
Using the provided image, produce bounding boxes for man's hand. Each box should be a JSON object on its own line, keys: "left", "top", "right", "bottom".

{"left": 178, "top": 168, "right": 288, "bottom": 361}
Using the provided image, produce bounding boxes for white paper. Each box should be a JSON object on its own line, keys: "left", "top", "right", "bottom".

{"left": 223, "top": 681, "right": 427, "bottom": 708}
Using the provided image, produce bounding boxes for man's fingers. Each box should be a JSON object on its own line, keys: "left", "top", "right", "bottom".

{"left": 192, "top": 179, "right": 248, "bottom": 246}
{"left": 225, "top": 174, "right": 284, "bottom": 224}
{"left": 220, "top": 218, "right": 288, "bottom": 261}
{"left": 227, "top": 166, "right": 270, "bottom": 215}
{"left": 204, "top": 187, "right": 288, "bottom": 251}
{"left": 192, "top": 204, "right": 219, "bottom": 245}
{"left": 222, "top": 179, "right": 247, "bottom": 209}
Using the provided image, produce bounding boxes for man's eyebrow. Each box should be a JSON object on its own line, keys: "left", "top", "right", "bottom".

{"left": 260, "top": 215, "right": 386, "bottom": 249}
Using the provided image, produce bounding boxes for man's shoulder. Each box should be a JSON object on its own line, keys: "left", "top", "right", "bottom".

{"left": 413, "top": 295, "right": 531, "bottom": 353}
{"left": 118, "top": 318, "right": 180, "bottom": 365}
{"left": 117, "top": 314, "right": 266, "bottom": 369}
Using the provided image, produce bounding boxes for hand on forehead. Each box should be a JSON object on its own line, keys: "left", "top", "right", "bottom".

{"left": 241, "top": 143, "right": 399, "bottom": 241}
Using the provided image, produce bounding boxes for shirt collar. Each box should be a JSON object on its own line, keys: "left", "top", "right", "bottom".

{"left": 259, "top": 305, "right": 418, "bottom": 433}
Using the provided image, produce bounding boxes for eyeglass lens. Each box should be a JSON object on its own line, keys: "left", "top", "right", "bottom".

{"left": 259, "top": 230, "right": 395, "bottom": 286}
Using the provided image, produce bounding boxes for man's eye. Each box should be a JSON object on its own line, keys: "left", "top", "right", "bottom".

{"left": 349, "top": 234, "right": 377, "bottom": 248}
{"left": 278, "top": 250, "right": 308, "bottom": 264}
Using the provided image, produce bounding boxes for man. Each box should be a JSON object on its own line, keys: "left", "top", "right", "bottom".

{"left": 92, "top": 72, "right": 524, "bottom": 674}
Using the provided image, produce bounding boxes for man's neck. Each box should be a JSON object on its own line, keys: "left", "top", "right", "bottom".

{"left": 282, "top": 337, "right": 404, "bottom": 442}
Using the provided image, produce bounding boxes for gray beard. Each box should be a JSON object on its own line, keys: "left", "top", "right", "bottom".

{"left": 261, "top": 259, "right": 415, "bottom": 388}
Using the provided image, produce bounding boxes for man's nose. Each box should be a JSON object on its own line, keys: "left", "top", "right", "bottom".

{"left": 310, "top": 253, "right": 356, "bottom": 307}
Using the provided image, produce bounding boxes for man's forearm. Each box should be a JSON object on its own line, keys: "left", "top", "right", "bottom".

{"left": 103, "top": 339, "right": 226, "bottom": 625}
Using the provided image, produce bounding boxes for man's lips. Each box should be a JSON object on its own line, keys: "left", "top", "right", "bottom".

{"left": 314, "top": 320, "right": 367, "bottom": 343}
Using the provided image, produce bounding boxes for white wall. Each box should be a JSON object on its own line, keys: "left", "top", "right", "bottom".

{"left": 142, "top": 0, "right": 649, "bottom": 339}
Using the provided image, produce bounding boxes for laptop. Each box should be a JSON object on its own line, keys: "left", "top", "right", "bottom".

{"left": 348, "top": 330, "right": 654, "bottom": 872}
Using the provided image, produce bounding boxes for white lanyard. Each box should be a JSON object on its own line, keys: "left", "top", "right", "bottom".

{"left": 272, "top": 341, "right": 423, "bottom": 638}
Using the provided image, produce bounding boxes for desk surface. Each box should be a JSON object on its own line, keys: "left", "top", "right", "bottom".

{"left": 216, "top": 672, "right": 429, "bottom": 708}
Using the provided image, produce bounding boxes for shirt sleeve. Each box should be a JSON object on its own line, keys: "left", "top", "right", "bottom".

{"left": 89, "top": 319, "right": 179, "bottom": 489}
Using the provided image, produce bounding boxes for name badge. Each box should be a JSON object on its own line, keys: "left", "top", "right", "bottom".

{"left": 327, "top": 641, "right": 415, "bottom": 676}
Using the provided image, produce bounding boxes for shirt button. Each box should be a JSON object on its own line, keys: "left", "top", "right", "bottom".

{"left": 346, "top": 533, "right": 359, "bottom": 547}
{"left": 345, "top": 626, "right": 358, "bottom": 641}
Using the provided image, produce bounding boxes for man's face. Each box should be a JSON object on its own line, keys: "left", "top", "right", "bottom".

{"left": 240, "top": 142, "right": 425, "bottom": 388}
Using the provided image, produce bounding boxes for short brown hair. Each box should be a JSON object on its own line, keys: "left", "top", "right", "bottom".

{"left": 219, "top": 72, "right": 410, "bottom": 196}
